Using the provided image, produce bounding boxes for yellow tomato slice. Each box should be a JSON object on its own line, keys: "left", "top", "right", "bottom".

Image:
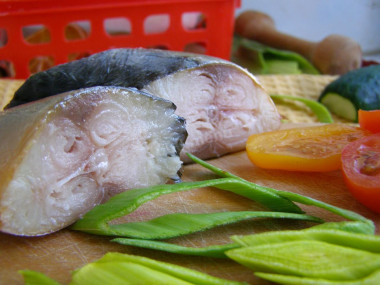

{"left": 246, "top": 124, "right": 370, "bottom": 172}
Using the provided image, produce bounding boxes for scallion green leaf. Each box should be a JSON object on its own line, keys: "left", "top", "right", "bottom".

{"left": 186, "top": 153, "right": 374, "bottom": 229}
{"left": 71, "top": 252, "right": 247, "bottom": 285}
{"left": 19, "top": 270, "right": 61, "bottom": 285}
{"left": 255, "top": 269, "right": 380, "bottom": 285}
{"left": 111, "top": 238, "right": 239, "bottom": 258}
{"left": 71, "top": 177, "right": 319, "bottom": 237}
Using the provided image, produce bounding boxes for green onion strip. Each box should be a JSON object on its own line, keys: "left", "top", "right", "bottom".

{"left": 71, "top": 153, "right": 374, "bottom": 257}
{"left": 270, "top": 94, "right": 334, "bottom": 123}
{"left": 71, "top": 177, "right": 320, "bottom": 237}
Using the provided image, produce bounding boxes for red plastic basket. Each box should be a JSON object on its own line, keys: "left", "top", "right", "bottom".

{"left": 0, "top": 0, "right": 240, "bottom": 79}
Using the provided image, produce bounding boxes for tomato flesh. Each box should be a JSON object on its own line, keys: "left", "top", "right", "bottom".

{"left": 341, "top": 133, "right": 380, "bottom": 213}
{"left": 358, "top": 109, "right": 380, "bottom": 133}
{"left": 246, "top": 124, "right": 369, "bottom": 172}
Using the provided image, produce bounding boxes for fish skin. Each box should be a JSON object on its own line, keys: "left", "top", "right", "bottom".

{"left": 0, "top": 86, "right": 187, "bottom": 236}
{"left": 6, "top": 49, "right": 206, "bottom": 108}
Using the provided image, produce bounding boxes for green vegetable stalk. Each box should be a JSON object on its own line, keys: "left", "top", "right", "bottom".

{"left": 270, "top": 94, "right": 334, "bottom": 123}
{"left": 70, "top": 153, "right": 375, "bottom": 260}
{"left": 20, "top": 154, "right": 380, "bottom": 285}
{"left": 227, "top": 240, "right": 380, "bottom": 281}
{"left": 231, "top": 227, "right": 380, "bottom": 253}
{"left": 255, "top": 269, "right": 380, "bottom": 285}
{"left": 20, "top": 253, "right": 247, "bottom": 285}
{"left": 188, "top": 154, "right": 374, "bottom": 230}
{"left": 72, "top": 153, "right": 374, "bottom": 241}
{"left": 112, "top": 238, "right": 240, "bottom": 258}
{"left": 225, "top": 222, "right": 380, "bottom": 284}
{"left": 19, "top": 270, "right": 60, "bottom": 285}
{"left": 71, "top": 177, "right": 320, "bottom": 238}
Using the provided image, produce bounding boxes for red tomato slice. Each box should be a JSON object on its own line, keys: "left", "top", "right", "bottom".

{"left": 341, "top": 133, "right": 380, "bottom": 213}
{"left": 246, "top": 124, "right": 370, "bottom": 172}
{"left": 358, "top": 109, "right": 380, "bottom": 133}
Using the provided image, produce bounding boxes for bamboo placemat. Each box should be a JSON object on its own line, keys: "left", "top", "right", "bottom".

{"left": 255, "top": 74, "right": 344, "bottom": 123}
{"left": 0, "top": 79, "right": 23, "bottom": 110}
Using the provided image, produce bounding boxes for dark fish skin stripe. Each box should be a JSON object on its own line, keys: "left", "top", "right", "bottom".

{"left": 7, "top": 48, "right": 216, "bottom": 109}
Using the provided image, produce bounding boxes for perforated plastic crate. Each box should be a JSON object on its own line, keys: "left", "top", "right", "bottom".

{"left": 0, "top": 0, "right": 240, "bottom": 79}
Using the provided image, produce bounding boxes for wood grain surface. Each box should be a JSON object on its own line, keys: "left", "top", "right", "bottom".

{"left": 1, "top": 148, "right": 379, "bottom": 285}
{"left": 0, "top": 77, "right": 375, "bottom": 284}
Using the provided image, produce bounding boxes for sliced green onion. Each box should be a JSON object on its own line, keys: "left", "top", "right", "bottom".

{"left": 112, "top": 238, "right": 239, "bottom": 258}
{"left": 110, "top": 211, "right": 320, "bottom": 239}
{"left": 310, "top": 221, "right": 375, "bottom": 235}
{"left": 19, "top": 270, "right": 61, "bottom": 285}
{"left": 276, "top": 190, "right": 375, "bottom": 230}
{"left": 20, "top": 253, "right": 247, "bottom": 285}
{"left": 71, "top": 252, "right": 247, "bottom": 285}
{"left": 231, "top": 227, "right": 380, "bottom": 253}
{"left": 71, "top": 177, "right": 318, "bottom": 237}
{"left": 71, "top": 154, "right": 373, "bottom": 260}
{"left": 226, "top": 240, "right": 380, "bottom": 280}
{"left": 255, "top": 269, "right": 380, "bottom": 285}
{"left": 186, "top": 153, "right": 374, "bottom": 229}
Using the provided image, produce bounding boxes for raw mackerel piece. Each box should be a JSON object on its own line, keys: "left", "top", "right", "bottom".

{"left": 7, "top": 48, "right": 281, "bottom": 162}
{"left": 0, "top": 86, "right": 186, "bottom": 236}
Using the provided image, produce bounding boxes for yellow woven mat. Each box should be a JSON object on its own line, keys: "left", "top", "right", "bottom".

{"left": 0, "top": 79, "right": 23, "bottom": 110}
{"left": 256, "top": 74, "right": 345, "bottom": 123}
{"left": 1, "top": 75, "right": 343, "bottom": 123}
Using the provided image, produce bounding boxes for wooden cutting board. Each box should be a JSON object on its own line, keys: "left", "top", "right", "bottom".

{"left": 1, "top": 147, "right": 379, "bottom": 285}
{"left": 0, "top": 77, "right": 376, "bottom": 284}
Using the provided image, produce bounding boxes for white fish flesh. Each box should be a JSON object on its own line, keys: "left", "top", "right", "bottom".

{"left": 0, "top": 86, "right": 186, "bottom": 236}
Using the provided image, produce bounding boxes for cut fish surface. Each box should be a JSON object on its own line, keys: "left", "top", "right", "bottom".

{"left": 0, "top": 86, "right": 186, "bottom": 236}
{"left": 143, "top": 64, "right": 281, "bottom": 162}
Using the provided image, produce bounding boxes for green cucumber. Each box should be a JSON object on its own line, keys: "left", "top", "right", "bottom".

{"left": 318, "top": 65, "right": 380, "bottom": 122}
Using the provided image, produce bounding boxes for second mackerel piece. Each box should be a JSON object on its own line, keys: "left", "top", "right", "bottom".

{"left": 8, "top": 48, "right": 281, "bottom": 162}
